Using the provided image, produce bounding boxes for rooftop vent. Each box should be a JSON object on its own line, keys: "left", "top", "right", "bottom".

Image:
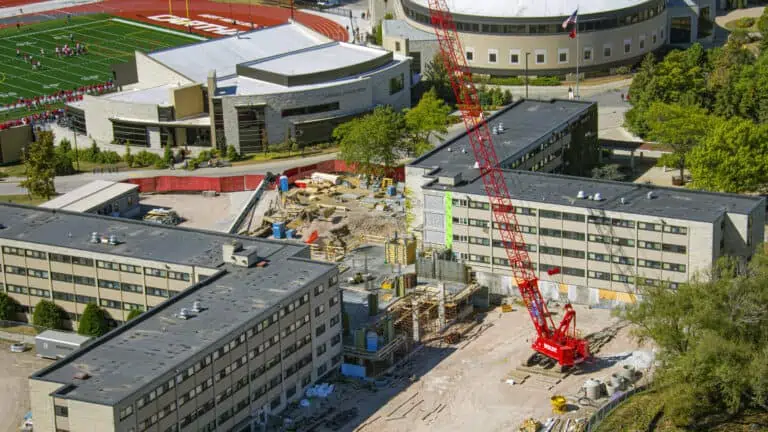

{"left": 192, "top": 301, "right": 204, "bottom": 313}
{"left": 461, "top": 148, "right": 467, "bottom": 154}
{"left": 620, "top": 197, "right": 627, "bottom": 205}
{"left": 492, "top": 126, "right": 499, "bottom": 135}
{"left": 593, "top": 193, "right": 603, "bottom": 201}
{"left": 576, "top": 190, "right": 586, "bottom": 199}
{"left": 498, "top": 122, "right": 505, "bottom": 131}
{"left": 178, "top": 308, "right": 191, "bottom": 320}
{"left": 647, "top": 191, "right": 655, "bottom": 200}
{"left": 108, "top": 234, "right": 118, "bottom": 245}
{"left": 74, "top": 371, "right": 90, "bottom": 380}
{"left": 447, "top": 147, "right": 452, "bottom": 152}
{"left": 89, "top": 232, "right": 99, "bottom": 244}
{"left": 473, "top": 161, "right": 480, "bottom": 169}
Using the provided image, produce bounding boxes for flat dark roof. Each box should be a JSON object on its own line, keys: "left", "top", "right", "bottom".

{"left": 424, "top": 169, "right": 764, "bottom": 222}
{"left": 409, "top": 99, "right": 595, "bottom": 180}
{"left": 5, "top": 204, "right": 336, "bottom": 405}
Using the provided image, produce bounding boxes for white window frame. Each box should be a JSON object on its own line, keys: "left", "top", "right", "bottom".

{"left": 557, "top": 48, "right": 569, "bottom": 64}
{"left": 465, "top": 47, "right": 475, "bottom": 63}
{"left": 639, "top": 34, "right": 646, "bottom": 51}
{"left": 603, "top": 44, "right": 612, "bottom": 58}
{"left": 509, "top": 49, "right": 521, "bottom": 65}
{"left": 623, "top": 39, "right": 632, "bottom": 55}
{"left": 583, "top": 46, "right": 593, "bottom": 62}
{"left": 534, "top": 49, "right": 546, "bottom": 65}
{"left": 487, "top": 48, "right": 498, "bottom": 64}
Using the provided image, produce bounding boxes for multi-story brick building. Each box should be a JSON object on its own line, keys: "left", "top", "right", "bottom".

{"left": 0, "top": 204, "right": 342, "bottom": 432}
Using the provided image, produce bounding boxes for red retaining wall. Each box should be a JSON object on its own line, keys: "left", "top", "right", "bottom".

{"left": 124, "top": 174, "right": 264, "bottom": 193}
{"left": 283, "top": 160, "right": 405, "bottom": 184}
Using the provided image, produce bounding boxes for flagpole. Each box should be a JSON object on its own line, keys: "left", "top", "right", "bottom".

{"left": 576, "top": 6, "right": 580, "bottom": 99}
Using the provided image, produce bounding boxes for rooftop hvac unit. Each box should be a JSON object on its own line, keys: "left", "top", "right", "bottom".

{"left": 108, "top": 235, "right": 118, "bottom": 245}
{"left": 473, "top": 161, "right": 480, "bottom": 169}
{"left": 647, "top": 191, "right": 655, "bottom": 200}
{"left": 192, "top": 301, "right": 203, "bottom": 313}
{"left": 593, "top": 193, "right": 603, "bottom": 201}
{"left": 498, "top": 122, "right": 504, "bottom": 131}
{"left": 576, "top": 190, "right": 586, "bottom": 199}
{"left": 89, "top": 232, "right": 100, "bottom": 243}
{"left": 179, "top": 308, "right": 191, "bottom": 320}
{"left": 492, "top": 126, "right": 499, "bottom": 135}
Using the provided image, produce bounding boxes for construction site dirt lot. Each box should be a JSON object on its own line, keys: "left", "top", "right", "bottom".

{"left": 288, "top": 305, "right": 653, "bottom": 432}
{"left": 139, "top": 192, "right": 252, "bottom": 232}
{"left": 0, "top": 341, "right": 52, "bottom": 432}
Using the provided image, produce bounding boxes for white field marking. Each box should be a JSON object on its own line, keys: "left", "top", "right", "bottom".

{"left": 109, "top": 18, "right": 208, "bottom": 41}
{"left": 7, "top": 19, "right": 110, "bottom": 39}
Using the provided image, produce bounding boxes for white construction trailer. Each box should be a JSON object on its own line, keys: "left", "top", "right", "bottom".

{"left": 35, "top": 330, "right": 93, "bottom": 360}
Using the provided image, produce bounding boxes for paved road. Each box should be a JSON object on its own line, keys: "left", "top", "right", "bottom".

{"left": 0, "top": 152, "right": 338, "bottom": 195}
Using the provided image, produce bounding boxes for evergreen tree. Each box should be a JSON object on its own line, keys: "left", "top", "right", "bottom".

{"left": 32, "top": 300, "right": 65, "bottom": 330}
{"left": 0, "top": 292, "right": 19, "bottom": 321}
{"left": 77, "top": 303, "right": 110, "bottom": 337}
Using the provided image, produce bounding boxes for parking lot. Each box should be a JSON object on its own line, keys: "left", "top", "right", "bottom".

{"left": 0, "top": 340, "right": 51, "bottom": 432}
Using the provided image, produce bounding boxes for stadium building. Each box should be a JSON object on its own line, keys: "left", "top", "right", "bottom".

{"left": 379, "top": 0, "right": 717, "bottom": 76}
{"left": 1, "top": 203, "right": 342, "bottom": 431}
{"left": 406, "top": 98, "right": 764, "bottom": 305}
{"left": 67, "top": 22, "right": 411, "bottom": 154}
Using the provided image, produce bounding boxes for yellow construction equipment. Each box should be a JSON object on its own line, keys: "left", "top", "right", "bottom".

{"left": 518, "top": 418, "right": 541, "bottom": 432}
{"left": 550, "top": 395, "right": 567, "bottom": 414}
{"left": 381, "top": 177, "right": 394, "bottom": 188}
{"left": 501, "top": 304, "right": 514, "bottom": 313}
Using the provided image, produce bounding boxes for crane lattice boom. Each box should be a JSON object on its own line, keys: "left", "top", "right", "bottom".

{"left": 427, "top": 0, "right": 589, "bottom": 366}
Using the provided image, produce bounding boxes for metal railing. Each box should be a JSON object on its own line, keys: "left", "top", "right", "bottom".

{"left": 585, "top": 384, "right": 648, "bottom": 432}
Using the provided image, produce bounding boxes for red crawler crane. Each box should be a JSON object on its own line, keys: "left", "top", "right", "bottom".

{"left": 427, "top": 0, "right": 589, "bottom": 367}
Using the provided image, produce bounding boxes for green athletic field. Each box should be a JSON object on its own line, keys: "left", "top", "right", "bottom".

{"left": 0, "top": 14, "right": 204, "bottom": 121}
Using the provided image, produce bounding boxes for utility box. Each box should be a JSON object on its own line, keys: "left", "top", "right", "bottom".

{"left": 35, "top": 330, "right": 93, "bottom": 360}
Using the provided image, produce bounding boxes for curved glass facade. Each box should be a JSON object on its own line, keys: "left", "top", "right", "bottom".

{"left": 402, "top": 0, "right": 666, "bottom": 35}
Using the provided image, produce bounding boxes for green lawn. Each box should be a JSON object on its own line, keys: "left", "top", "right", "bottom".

{"left": 0, "top": 14, "right": 204, "bottom": 121}
{"left": 0, "top": 194, "right": 49, "bottom": 206}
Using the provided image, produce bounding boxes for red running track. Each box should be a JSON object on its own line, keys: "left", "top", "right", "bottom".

{"left": 33, "top": 0, "right": 348, "bottom": 41}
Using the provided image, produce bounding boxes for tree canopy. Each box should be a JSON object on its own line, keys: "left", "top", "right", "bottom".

{"left": 625, "top": 28, "right": 768, "bottom": 192}
{"left": 126, "top": 309, "right": 143, "bottom": 321}
{"left": 0, "top": 292, "right": 19, "bottom": 321}
{"left": 334, "top": 106, "right": 406, "bottom": 176}
{"left": 32, "top": 300, "right": 65, "bottom": 330}
{"left": 404, "top": 88, "right": 452, "bottom": 156}
{"left": 77, "top": 303, "right": 111, "bottom": 337}
{"left": 619, "top": 250, "right": 768, "bottom": 427}
{"left": 20, "top": 131, "right": 58, "bottom": 199}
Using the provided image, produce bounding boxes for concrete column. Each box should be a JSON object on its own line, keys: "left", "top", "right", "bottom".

{"left": 207, "top": 70, "right": 218, "bottom": 149}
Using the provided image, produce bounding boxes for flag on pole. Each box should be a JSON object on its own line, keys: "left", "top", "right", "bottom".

{"left": 562, "top": 9, "right": 578, "bottom": 39}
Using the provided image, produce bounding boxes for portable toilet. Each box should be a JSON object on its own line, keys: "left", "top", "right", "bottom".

{"left": 272, "top": 222, "right": 285, "bottom": 239}
{"left": 285, "top": 229, "right": 296, "bottom": 239}
{"left": 278, "top": 175, "right": 289, "bottom": 192}
{"left": 366, "top": 330, "right": 378, "bottom": 352}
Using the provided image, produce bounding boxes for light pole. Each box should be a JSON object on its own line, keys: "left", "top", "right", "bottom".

{"left": 524, "top": 52, "right": 530, "bottom": 99}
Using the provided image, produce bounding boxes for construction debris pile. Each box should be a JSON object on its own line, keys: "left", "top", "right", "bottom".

{"left": 245, "top": 173, "right": 406, "bottom": 261}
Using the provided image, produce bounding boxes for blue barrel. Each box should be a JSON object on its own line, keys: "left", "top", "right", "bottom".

{"left": 279, "top": 175, "right": 289, "bottom": 192}
{"left": 387, "top": 185, "right": 396, "bottom": 196}
{"left": 285, "top": 229, "right": 295, "bottom": 239}
{"left": 272, "top": 222, "right": 285, "bottom": 239}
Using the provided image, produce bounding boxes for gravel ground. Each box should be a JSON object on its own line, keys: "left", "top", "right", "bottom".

{"left": 0, "top": 340, "right": 52, "bottom": 432}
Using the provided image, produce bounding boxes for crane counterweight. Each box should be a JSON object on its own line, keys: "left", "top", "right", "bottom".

{"left": 427, "top": 0, "right": 590, "bottom": 367}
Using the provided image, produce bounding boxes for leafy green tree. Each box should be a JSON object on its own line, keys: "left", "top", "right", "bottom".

{"left": 642, "top": 102, "right": 713, "bottom": 182}
{"left": 20, "top": 131, "right": 57, "bottom": 199}
{"left": 58, "top": 138, "right": 72, "bottom": 154}
{"left": 404, "top": 88, "right": 451, "bottom": 156}
{"left": 0, "top": 292, "right": 19, "bottom": 321}
{"left": 333, "top": 106, "right": 406, "bottom": 177}
{"left": 32, "top": 300, "right": 65, "bottom": 330}
{"left": 619, "top": 250, "right": 768, "bottom": 427}
{"left": 688, "top": 118, "right": 768, "bottom": 192}
{"left": 126, "top": 309, "right": 143, "bottom": 321}
{"left": 78, "top": 303, "right": 110, "bottom": 337}
{"left": 423, "top": 53, "right": 455, "bottom": 105}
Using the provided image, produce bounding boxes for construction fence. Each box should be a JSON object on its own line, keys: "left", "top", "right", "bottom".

{"left": 282, "top": 159, "right": 405, "bottom": 185}
{"left": 585, "top": 385, "right": 648, "bottom": 432}
{"left": 124, "top": 174, "right": 264, "bottom": 193}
